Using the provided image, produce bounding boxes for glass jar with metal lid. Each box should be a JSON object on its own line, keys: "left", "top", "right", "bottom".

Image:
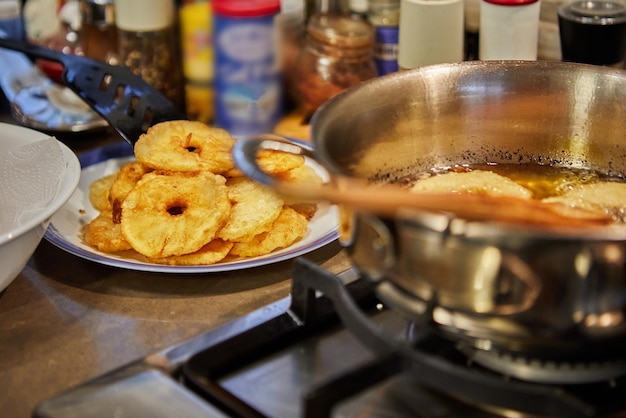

{"left": 294, "top": 13, "right": 376, "bottom": 115}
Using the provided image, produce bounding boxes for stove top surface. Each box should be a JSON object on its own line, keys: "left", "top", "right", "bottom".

{"left": 34, "top": 258, "right": 626, "bottom": 418}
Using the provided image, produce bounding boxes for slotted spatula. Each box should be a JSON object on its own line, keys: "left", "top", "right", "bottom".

{"left": 0, "top": 37, "right": 186, "bottom": 145}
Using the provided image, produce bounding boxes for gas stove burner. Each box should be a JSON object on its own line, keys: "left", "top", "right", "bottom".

{"left": 460, "top": 345, "right": 626, "bottom": 384}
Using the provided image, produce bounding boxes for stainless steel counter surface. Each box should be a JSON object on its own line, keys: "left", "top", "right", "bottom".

{"left": 0, "top": 124, "right": 350, "bottom": 418}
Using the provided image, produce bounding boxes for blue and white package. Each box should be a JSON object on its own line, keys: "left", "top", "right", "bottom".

{"left": 213, "top": 10, "right": 282, "bottom": 137}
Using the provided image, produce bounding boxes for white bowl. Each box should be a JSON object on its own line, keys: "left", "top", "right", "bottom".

{"left": 0, "top": 123, "right": 80, "bottom": 292}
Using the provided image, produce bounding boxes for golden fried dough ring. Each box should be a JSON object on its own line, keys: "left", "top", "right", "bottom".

{"left": 410, "top": 170, "right": 533, "bottom": 199}
{"left": 88, "top": 173, "right": 116, "bottom": 212}
{"left": 218, "top": 177, "right": 284, "bottom": 243}
{"left": 149, "top": 239, "right": 234, "bottom": 266}
{"left": 121, "top": 171, "right": 231, "bottom": 258}
{"left": 543, "top": 182, "right": 626, "bottom": 222}
{"left": 83, "top": 212, "right": 133, "bottom": 253}
{"left": 109, "top": 161, "right": 153, "bottom": 223}
{"left": 134, "top": 120, "right": 236, "bottom": 173}
{"left": 230, "top": 207, "right": 308, "bottom": 257}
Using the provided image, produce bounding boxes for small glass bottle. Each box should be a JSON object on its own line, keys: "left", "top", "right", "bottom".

{"left": 79, "top": 0, "right": 118, "bottom": 64}
{"left": 368, "top": 0, "right": 399, "bottom": 75}
{"left": 114, "top": 0, "right": 182, "bottom": 107}
{"left": 294, "top": 13, "right": 376, "bottom": 115}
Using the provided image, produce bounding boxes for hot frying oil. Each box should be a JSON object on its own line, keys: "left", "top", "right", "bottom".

{"left": 461, "top": 163, "right": 603, "bottom": 200}
{"left": 402, "top": 163, "right": 624, "bottom": 200}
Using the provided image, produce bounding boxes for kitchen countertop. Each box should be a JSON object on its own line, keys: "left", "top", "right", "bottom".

{"left": 0, "top": 113, "right": 349, "bottom": 418}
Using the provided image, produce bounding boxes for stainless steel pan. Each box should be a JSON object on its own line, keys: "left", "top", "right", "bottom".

{"left": 233, "top": 61, "right": 626, "bottom": 361}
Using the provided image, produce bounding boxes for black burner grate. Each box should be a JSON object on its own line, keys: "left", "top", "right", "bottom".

{"left": 180, "top": 257, "right": 626, "bottom": 418}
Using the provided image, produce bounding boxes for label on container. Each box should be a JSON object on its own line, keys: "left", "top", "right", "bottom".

{"left": 214, "top": 13, "right": 281, "bottom": 137}
{"left": 373, "top": 25, "right": 399, "bottom": 75}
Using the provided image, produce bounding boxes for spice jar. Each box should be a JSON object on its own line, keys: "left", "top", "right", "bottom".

{"left": 113, "top": 0, "right": 182, "bottom": 107}
{"left": 294, "top": 13, "right": 376, "bottom": 115}
{"left": 79, "top": 0, "right": 118, "bottom": 64}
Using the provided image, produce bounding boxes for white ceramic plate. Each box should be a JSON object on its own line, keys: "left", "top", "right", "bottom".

{"left": 44, "top": 142, "right": 339, "bottom": 273}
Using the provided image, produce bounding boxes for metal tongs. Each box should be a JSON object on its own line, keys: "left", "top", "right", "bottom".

{"left": 0, "top": 37, "right": 186, "bottom": 145}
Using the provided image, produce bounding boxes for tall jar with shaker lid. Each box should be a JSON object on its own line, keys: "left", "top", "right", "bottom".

{"left": 294, "top": 13, "right": 376, "bottom": 116}
{"left": 113, "top": 0, "right": 182, "bottom": 107}
{"left": 213, "top": 0, "right": 282, "bottom": 137}
{"left": 479, "top": 0, "right": 541, "bottom": 60}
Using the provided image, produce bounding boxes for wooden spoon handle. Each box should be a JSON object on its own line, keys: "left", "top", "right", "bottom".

{"left": 277, "top": 180, "right": 612, "bottom": 227}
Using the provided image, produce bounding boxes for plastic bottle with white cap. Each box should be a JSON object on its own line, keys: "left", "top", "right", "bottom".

{"left": 113, "top": 0, "right": 182, "bottom": 106}
{"left": 397, "top": 0, "right": 464, "bottom": 70}
{"left": 479, "top": 0, "right": 541, "bottom": 60}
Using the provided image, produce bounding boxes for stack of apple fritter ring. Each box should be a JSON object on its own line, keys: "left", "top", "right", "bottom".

{"left": 83, "top": 120, "right": 322, "bottom": 265}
